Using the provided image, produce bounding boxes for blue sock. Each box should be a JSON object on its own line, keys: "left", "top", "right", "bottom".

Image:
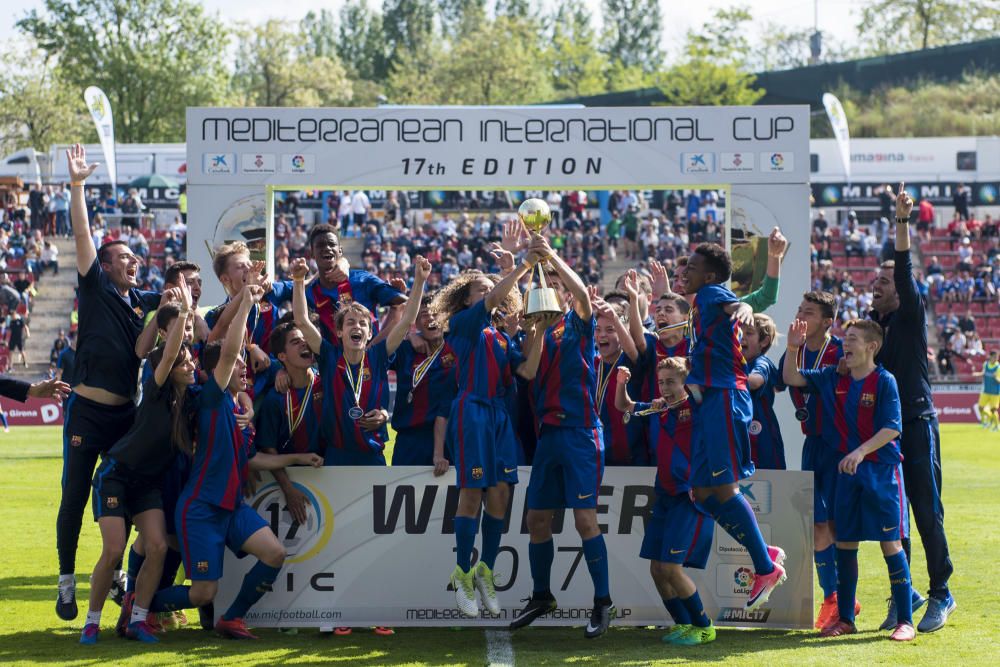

{"left": 582, "top": 535, "right": 610, "bottom": 601}
{"left": 480, "top": 513, "right": 504, "bottom": 570}
{"left": 158, "top": 548, "right": 183, "bottom": 591}
{"left": 885, "top": 550, "right": 913, "bottom": 625}
{"left": 454, "top": 515, "right": 479, "bottom": 573}
{"left": 815, "top": 545, "right": 838, "bottom": 598}
{"left": 700, "top": 495, "right": 722, "bottom": 517}
{"left": 681, "top": 591, "right": 710, "bottom": 627}
{"left": 528, "top": 539, "right": 554, "bottom": 595}
{"left": 126, "top": 546, "right": 145, "bottom": 594}
{"left": 223, "top": 561, "right": 281, "bottom": 621}
{"left": 0, "top": 411, "right": 8, "bottom": 429}
{"left": 664, "top": 597, "right": 691, "bottom": 625}
{"left": 835, "top": 548, "right": 859, "bottom": 623}
{"left": 150, "top": 584, "right": 191, "bottom": 612}
{"left": 716, "top": 494, "right": 774, "bottom": 575}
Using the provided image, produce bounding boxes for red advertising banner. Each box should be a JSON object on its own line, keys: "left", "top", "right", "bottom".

{"left": 3, "top": 397, "right": 64, "bottom": 426}
{"left": 933, "top": 385, "right": 980, "bottom": 424}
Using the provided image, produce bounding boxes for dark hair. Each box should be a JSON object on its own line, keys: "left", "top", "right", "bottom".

{"left": 602, "top": 289, "right": 629, "bottom": 303}
{"left": 146, "top": 342, "right": 194, "bottom": 454}
{"left": 269, "top": 320, "right": 300, "bottom": 356}
{"left": 802, "top": 290, "right": 837, "bottom": 320}
{"left": 694, "top": 243, "right": 732, "bottom": 282}
{"left": 845, "top": 318, "right": 884, "bottom": 352}
{"left": 156, "top": 302, "right": 182, "bottom": 331}
{"left": 308, "top": 224, "right": 339, "bottom": 247}
{"left": 164, "top": 261, "right": 200, "bottom": 286}
{"left": 97, "top": 240, "right": 129, "bottom": 264}
{"left": 658, "top": 292, "right": 690, "bottom": 315}
{"left": 201, "top": 341, "right": 223, "bottom": 374}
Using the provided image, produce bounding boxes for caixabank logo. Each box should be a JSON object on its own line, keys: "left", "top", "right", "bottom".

{"left": 252, "top": 482, "right": 334, "bottom": 564}
{"left": 738, "top": 480, "right": 772, "bottom": 514}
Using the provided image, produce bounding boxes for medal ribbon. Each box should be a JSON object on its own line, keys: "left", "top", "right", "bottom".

{"left": 596, "top": 351, "right": 623, "bottom": 409}
{"left": 343, "top": 350, "right": 366, "bottom": 409}
{"left": 635, "top": 396, "right": 686, "bottom": 418}
{"left": 797, "top": 335, "right": 831, "bottom": 371}
{"left": 411, "top": 344, "right": 444, "bottom": 392}
{"left": 285, "top": 370, "right": 315, "bottom": 436}
{"left": 656, "top": 321, "right": 688, "bottom": 337}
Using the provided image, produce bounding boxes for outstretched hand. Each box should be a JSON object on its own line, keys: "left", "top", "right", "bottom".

{"left": 28, "top": 378, "right": 71, "bottom": 402}
{"left": 894, "top": 182, "right": 914, "bottom": 219}
{"left": 66, "top": 143, "right": 99, "bottom": 183}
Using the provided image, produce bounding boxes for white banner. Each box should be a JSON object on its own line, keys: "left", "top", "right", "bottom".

{"left": 84, "top": 86, "right": 117, "bottom": 189}
{"left": 821, "top": 93, "right": 851, "bottom": 183}
{"left": 216, "top": 467, "right": 814, "bottom": 630}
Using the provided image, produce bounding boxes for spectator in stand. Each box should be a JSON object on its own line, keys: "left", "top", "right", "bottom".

{"left": 953, "top": 183, "right": 970, "bottom": 221}
{"left": 842, "top": 209, "right": 859, "bottom": 236}
{"left": 664, "top": 190, "right": 680, "bottom": 223}
{"left": 337, "top": 190, "right": 352, "bottom": 236}
{"left": 384, "top": 192, "right": 399, "bottom": 225}
{"left": 966, "top": 332, "right": 986, "bottom": 357}
{"left": 7, "top": 311, "right": 28, "bottom": 368}
{"left": 119, "top": 188, "right": 144, "bottom": 230}
{"left": 880, "top": 223, "right": 896, "bottom": 263}
{"left": 13, "top": 272, "right": 32, "bottom": 310}
{"left": 127, "top": 227, "right": 149, "bottom": 260}
{"left": 926, "top": 255, "right": 943, "bottom": 278}
{"left": 52, "top": 184, "right": 69, "bottom": 237}
{"left": 56, "top": 332, "right": 76, "bottom": 383}
{"left": 50, "top": 329, "right": 69, "bottom": 365}
{"left": 605, "top": 211, "right": 620, "bottom": 260}
{"left": 958, "top": 309, "right": 976, "bottom": 335}
{"left": 956, "top": 270, "right": 975, "bottom": 304}
{"left": 935, "top": 306, "right": 958, "bottom": 337}
{"left": 684, "top": 190, "right": 700, "bottom": 222}
{"left": 983, "top": 214, "right": 997, "bottom": 238}
{"left": 812, "top": 210, "right": 830, "bottom": 240}
{"left": 844, "top": 219, "right": 865, "bottom": 257}
{"left": 622, "top": 206, "right": 639, "bottom": 260}
{"left": 957, "top": 237, "right": 974, "bottom": 272}
{"left": 917, "top": 197, "right": 935, "bottom": 241}
{"left": 967, "top": 212, "right": 983, "bottom": 239}
{"left": 937, "top": 340, "right": 958, "bottom": 377}
{"left": 948, "top": 213, "right": 970, "bottom": 249}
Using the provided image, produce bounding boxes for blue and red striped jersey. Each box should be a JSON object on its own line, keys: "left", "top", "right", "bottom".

{"left": 634, "top": 398, "right": 696, "bottom": 495}
{"left": 686, "top": 284, "right": 747, "bottom": 390}
{"left": 276, "top": 270, "right": 403, "bottom": 342}
{"left": 185, "top": 377, "right": 255, "bottom": 511}
{"left": 640, "top": 331, "right": 689, "bottom": 401}
{"left": 747, "top": 355, "right": 786, "bottom": 470}
{"left": 390, "top": 339, "right": 459, "bottom": 430}
{"left": 595, "top": 352, "right": 648, "bottom": 464}
{"left": 254, "top": 373, "right": 326, "bottom": 456}
{"left": 318, "top": 339, "right": 390, "bottom": 454}
{"left": 777, "top": 335, "right": 843, "bottom": 436}
{"left": 446, "top": 301, "right": 521, "bottom": 401}
{"left": 800, "top": 365, "right": 902, "bottom": 464}
{"left": 532, "top": 311, "right": 599, "bottom": 428}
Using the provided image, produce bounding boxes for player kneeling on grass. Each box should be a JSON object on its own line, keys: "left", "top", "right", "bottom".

{"left": 616, "top": 359, "right": 716, "bottom": 646}
{"left": 148, "top": 285, "right": 322, "bottom": 640}
{"left": 783, "top": 318, "right": 916, "bottom": 641}
{"left": 80, "top": 284, "right": 196, "bottom": 645}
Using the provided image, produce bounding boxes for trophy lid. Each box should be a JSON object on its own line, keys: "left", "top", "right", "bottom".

{"left": 518, "top": 198, "right": 552, "bottom": 233}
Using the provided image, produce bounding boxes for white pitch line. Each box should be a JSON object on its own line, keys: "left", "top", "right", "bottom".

{"left": 486, "top": 629, "right": 515, "bottom": 667}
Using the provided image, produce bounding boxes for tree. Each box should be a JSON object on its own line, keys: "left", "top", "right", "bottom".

{"left": 385, "top": 41, "right": 446, "bottom": 105}
{"left": 382, "top": 0, "right": 436, "bottom": 71}
{"left": 338, "top": 0, "right": 389, "bottom": 81}
{"left": 547, "top": 0, "right": 610, "bottom": 98}
{"left": 685, "top": 5, "right": 753, "bottom": 66}
{"left": 439, "top": 0, "right": 487, "bottom": 37}
{"left": 300, "top": 9, "right": 338, "bottom": 60}
{"left": 494, "top": 0, "right": 532, "bottom": 19}
{"left": 231, "top": 20, "right": 352, "bottom": 108}
{"left": 0, "top": 42, "right": 91, "bottom": 155}
{"left": 600, "top": 0, "right": 664, "bottom": 74}
{"left": 18, "top": 0, "right": 231, "bottom": 143}
{"left": 857, "top": 0, "right": 1000, "bottom": 54}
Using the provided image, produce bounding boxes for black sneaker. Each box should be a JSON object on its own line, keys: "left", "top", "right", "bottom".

{"left": 199, "top": 602, "right": 215, "bottom": 631}
{"left": 109, "top": 574, "right": 127, "bottom": 607}
{"left": 584, "top": 599, "right": 615, "bottom": 639}
{"left": 509, "top": 593, "right": 557, "bottom": 630}
{"left": 56, "top": 580, "right": 78, "bottom": 621}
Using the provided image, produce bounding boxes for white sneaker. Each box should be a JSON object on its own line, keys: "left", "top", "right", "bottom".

{"left": 474, "top": 562, "right": 500, "bottom": 615}
{"left": 451, "top": 565, "right": 479, "bottom": 618}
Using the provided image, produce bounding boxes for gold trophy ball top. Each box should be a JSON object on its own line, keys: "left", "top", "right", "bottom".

{"left": 518, "top": 198, "right": 552, "bottom": 233}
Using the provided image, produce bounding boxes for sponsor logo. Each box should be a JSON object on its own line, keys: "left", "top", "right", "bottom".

{"left": 720, "top": 152, "right": 755, "bottom": 172}
{"left": 282, "top": 153, "right": 315, "bottom": 174}
{"left": 761, "top": 151, "right": 794, "bottom": 172}
{"left": 681, "top": 152, "right": 715, "bottom": 174}
{"left": 577, "top": 493, "right": 593, "bottom": 500}
{"left": 196, "top": 561, "right": 209, "bottom": 573}
{"left": 712, "top": 468, "right": 728, "bottom": 478}
{"left": 716, "top": 523, "right": 772, "bottom": 555}
{"left": 106, "top": 496, "right": 119, "bottom": 509}
{"left": 717, "top": 606, "right": 771, "bottom": 623}
{"left": 716, "top": 565, "right": 755, "bottom": 597}
{"left": 505, "top": 468, "right": 517, "bottom": 474}
{"left": 203, "top": 153, "right": 235, "bottom": 174}
{"left": 738, "top": 480, "right": 772, "bottom": 514}
{"left": 471, "top": 467, "right": 484, "bottom": 480}
{"left": 241, "top": 153, "right": 276, "bottom": 174}
{"left": 252, "top": 481, "right": 334, "bottom": 564}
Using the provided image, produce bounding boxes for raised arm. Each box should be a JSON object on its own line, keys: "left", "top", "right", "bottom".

{"left": 153, "top": 283, "right": 192, "bottom": 387}
{"left": 386, "top": 256, "right": 431, "bottom": 356}
{"left": 594, "top": 296, "right": 638, "bottom": 362}
{"left": 649, "top": 260, "right": 671, "bottom": 301}
{"left": 891, "top": 182, "right": 921, "bottom": 315}
{"left": 290, "top": 258, "right": 322, "bottom": 353}
{"left": 213, "top": 286, "right": 259, "bottom": 389}
{"left": 66, "top": 144, "right": 99, "bottom": 274}
{"left": 484, "top": 235, "right": 543, "bottom": 314}
{"left": 623, "top": 270, "right": 648, "bottom": 355}
{"left": 543, "top": 236, "right": 592, "bottom": 320}
{"left": 206, "top": 295, "right": 246, "bottom": 343}
{"left": 781, "top": 319, "right": 809, "bottom": 388}
{"left": 614, "top": 366, "right": 636, "bottom": 413}
{"left": 515, "top": 314, "right": 555, "bottom": 381}
{"left": 893, "top": 183, "right": 912, "bottom": 253}
{"left": 765, "top": 227, "right": 787, "bottom": 281}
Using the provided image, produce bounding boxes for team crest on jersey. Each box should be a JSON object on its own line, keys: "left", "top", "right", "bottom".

{"left": 678, "top": 408, "right": 692, "bottom": 422}
{"left": 361, "top": 367, "right": 372, "bottom": 381}
{"left": 196, "top": 561, "right": 209, "bottom": 573}
{"left": 133, "top": 305, "right": 144, "bottom": 318}
{"left": 471, "top": 467, "right": 484, "bottom": 480}
{"left": 861, "top": 392, "right": 875, "bottom": 407}
{"left": 497, "top": 336, "right": 508, "bottom": 350}
{"left": 71, "top": 435, "right": 83, "bottom": 447}
{"left": 339, "top": 293, "right": 354, "bottom": 306}
{"left": 106, "top": 496, "right": 119, "bottom": 509}
{"left": 259, "top": 301, "right": 272, "bottom": 312}
{"left": 550, "top": 323, "right": 566, "bottom": 342}
{"left": 440, "top": 352, "right": 455, "bottom": 368}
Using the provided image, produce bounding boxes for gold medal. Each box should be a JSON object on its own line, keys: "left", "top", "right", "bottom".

{"left": 596, "top": 351, "right": 623, "bottom": 409}
{"left": 343, "top": 350, "right": 366, "bottom": 419}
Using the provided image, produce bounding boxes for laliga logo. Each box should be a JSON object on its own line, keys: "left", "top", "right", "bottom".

{"left": 769, "top": 153, "right": 784, "bottom": 168}
{"left": 291, "top": 155, "right": 305, "bottom": 169}
{"left": 252, "top": 482, "right": 333, "bottom": 564}
{"left": 733, "top": 566, "right": 754, "bottom": 591}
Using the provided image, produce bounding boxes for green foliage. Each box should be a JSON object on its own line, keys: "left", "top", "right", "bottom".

{"left": 338, "top": 0, "right": 389, "bottom": 81}
{"left": 657, "top": 59, "right": 765, "bottom": 107}
{"left": 857, "top": 0, "right": 1000, "bottom": 54}
{"left": 547, "top": 0, "right": 611, "bottom": 98}
{"left": 600, "top": 0, "right": 664, "bottom": 74}
{"left": 817, "top": 72, "right": 1000, "bottom": 138}
{"left": 382, "top": 0, "right": 437, "bottom": 74}
{"left": 17, "top": 0, "right": 230, "bottom": 143}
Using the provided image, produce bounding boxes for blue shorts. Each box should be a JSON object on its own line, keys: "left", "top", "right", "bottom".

{"left": 834, "top": 461, "right": 908, "bottom": 543}
{"left": 690, "top": 388, "right": 754, "bottom": 487}
{"left": 640, "top": 492, "right": 714, "bottom": 569}
{"left": 527, "top": 424, "right": 604, "bottom": 510}
{"left": 447, "top": 395, "right": 519, "bottom": 489}
{"left": 176, "top": 496, "right": 268, "bottom": 581}
{"left": 391, "top": 423, "right": 435, "bottom": 466}
{"left": 324, "top": 446, "right": 386, "bottom": 466}
{"left": 801, "top": 435, "right": 842, "bottom": 525}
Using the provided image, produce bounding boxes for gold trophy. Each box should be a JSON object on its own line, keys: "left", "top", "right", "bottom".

{"left": 518, "top": 198, "right": 563, "bottom": 317}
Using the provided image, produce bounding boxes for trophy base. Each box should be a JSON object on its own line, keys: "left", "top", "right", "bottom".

{"left": 525, "top": 287, "right": 562, "bottom": 317}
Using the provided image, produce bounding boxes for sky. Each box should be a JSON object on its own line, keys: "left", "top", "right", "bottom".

{"left": 2, "top": 0, "right": 869, "bottom": 58}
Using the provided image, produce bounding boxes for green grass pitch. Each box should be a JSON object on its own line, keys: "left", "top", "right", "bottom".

{"left": 1, "top": 424, "right": 997, "bottom": 666}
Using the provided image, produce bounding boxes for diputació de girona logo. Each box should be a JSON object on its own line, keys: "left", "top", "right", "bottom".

{"left": 252, "top": 482, "right": 334, "bottom": 564}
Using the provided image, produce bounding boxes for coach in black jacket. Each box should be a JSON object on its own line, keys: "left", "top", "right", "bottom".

{"left": 868, "top": 183, "right": 955, "bottom": 634}
{"left": 0, "top": 376, "right": 70, "bottom": 403}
